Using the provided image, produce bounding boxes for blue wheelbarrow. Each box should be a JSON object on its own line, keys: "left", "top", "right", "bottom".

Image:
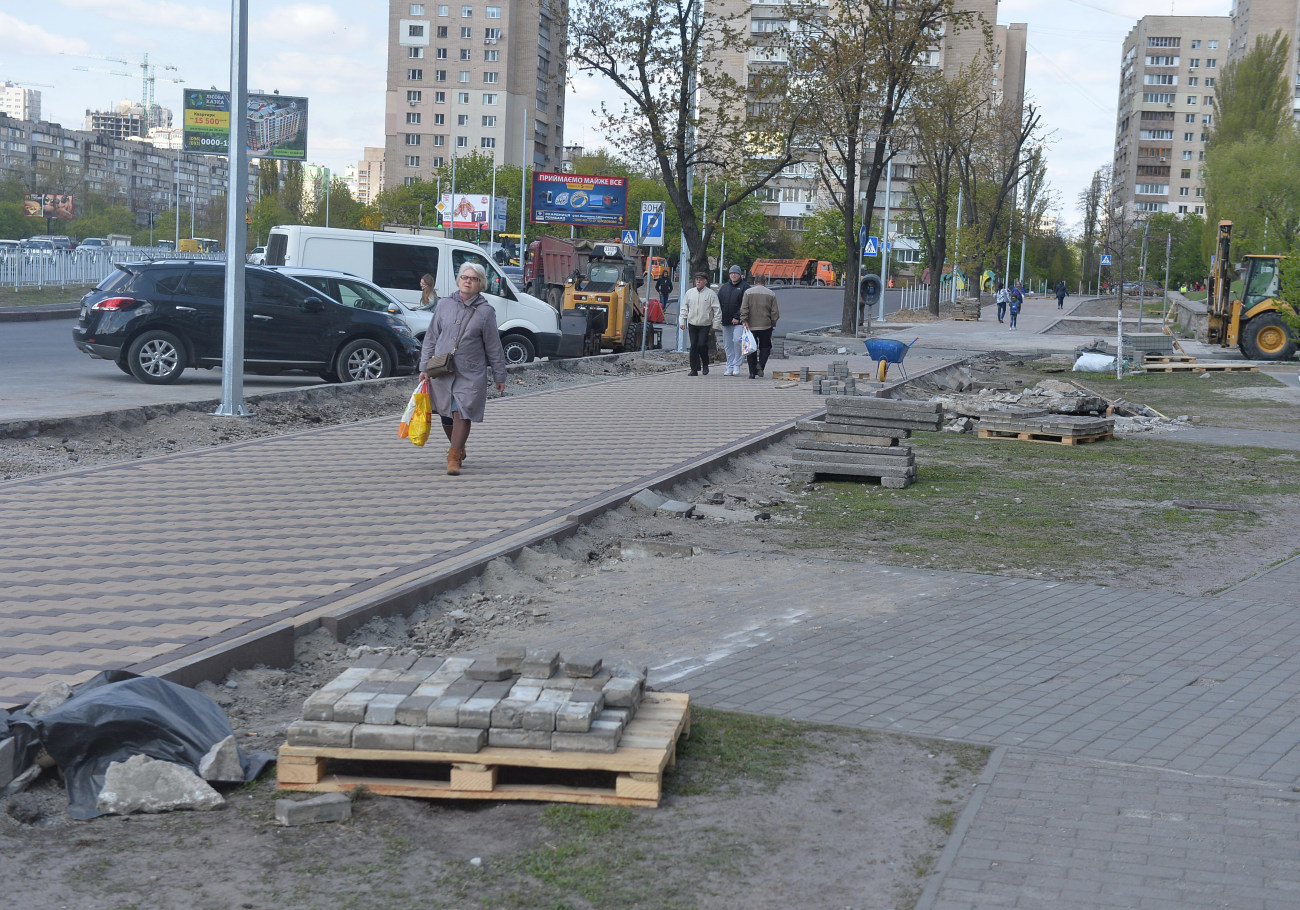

{"left": 864, "top": 337, "right": 918, "bottom": 382}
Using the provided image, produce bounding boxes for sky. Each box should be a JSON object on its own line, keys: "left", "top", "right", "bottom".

{"left": 4, "top": 0, "right": 1228, "bottom": 232}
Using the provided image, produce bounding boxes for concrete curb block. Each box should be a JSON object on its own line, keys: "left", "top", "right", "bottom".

{"left": 0, "top": 305, "right": 80, "bottom": 323}
{"left": 913, "top": 744, "right": 1007, "bottom": 910}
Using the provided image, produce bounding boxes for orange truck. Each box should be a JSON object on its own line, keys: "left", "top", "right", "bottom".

{"left": 749, "top": 258, "right": 836, "bottom": 287}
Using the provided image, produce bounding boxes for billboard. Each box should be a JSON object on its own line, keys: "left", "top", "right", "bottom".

{"left": 530, "top": 172, "right": 628, "bottom": 227}
{"left": 441, "top": 194, "right": 508, "bottom": 231}
{"left": 183, "top": 90, "right": 309, "bottom": 160}
{"left": 23, "top": 193, "right": 75, "bottom": 219}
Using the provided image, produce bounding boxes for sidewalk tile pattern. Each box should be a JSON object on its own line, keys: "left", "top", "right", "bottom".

{"left": 0, "top": 371, "right": 822, "bottom": 708}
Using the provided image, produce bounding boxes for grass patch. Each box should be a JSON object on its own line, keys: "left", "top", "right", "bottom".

{"left": 669, "top": 707, "right": 814, "bottom": 796}
{"left": 0, "top": 284, "right": 94, "bottom": 307}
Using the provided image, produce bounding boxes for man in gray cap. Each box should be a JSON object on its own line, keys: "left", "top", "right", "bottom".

{"left": 716, "top": 265, "right": 750, "bottom": 375}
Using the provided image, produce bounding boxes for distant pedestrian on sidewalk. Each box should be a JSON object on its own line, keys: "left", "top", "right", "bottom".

{"left": 1055, "top": 279, "right": 1067, "bottom": 310}
{"left": 655, "top": 270, "right": 673, "bottom": 319}
{"left": 739, "top": 273, "right": 779, "bottom": 379}
{"left": 418, "top": 262, "right": 507, "bottom": 476}
{"left": 1009, "top": 283, "right": 1023, "bottom": 331}
{"left": 717, "top": 265, "right": 750, "bottom": 376}
{"left": 995, "top": 282, "right": 1008, "bottom": 323}
{"left": 679, "top": 272, "right": 721, "bottom": 376}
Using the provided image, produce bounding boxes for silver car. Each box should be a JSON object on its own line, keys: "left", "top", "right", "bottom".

{"left": 268, "top": 266, "right": 434, "bottom": 341}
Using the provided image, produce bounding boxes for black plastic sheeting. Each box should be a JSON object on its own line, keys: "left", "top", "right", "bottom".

{"left": 2, "top": 671, "right": 273, "bottom": 819}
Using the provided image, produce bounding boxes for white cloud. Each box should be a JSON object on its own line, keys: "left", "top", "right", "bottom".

{"left": 59, "top": 0, "right": 225, "bottom": 33}
{"left": 0, "top": 12, "right": 92, "bottom": 57}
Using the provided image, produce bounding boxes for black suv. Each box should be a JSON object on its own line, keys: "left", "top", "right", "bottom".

{"left": 73, "top": 261, "right": 420, "bottom": 384}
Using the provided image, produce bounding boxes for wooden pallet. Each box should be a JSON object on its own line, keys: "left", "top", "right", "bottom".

{"left": 277, "top": 692, "right": 691, "bottom": 808}
{"left": 1142, "top": 354, "right": 1196, "bottom": 363}
{"left": 978, "top": 428, "right": 1113, "bottom": 446}
{"left": 770, "top": 369, "right": 873, "bottom": 381}
{"left": 1141, "top": 362, "right": 1258, "bottom": 373}
{"left": 951, "top": 316, "right": 980, "bottom": 322}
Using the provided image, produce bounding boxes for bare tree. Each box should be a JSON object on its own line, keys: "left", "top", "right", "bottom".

{"left": 568, "top": 0, "right": 801, "bottom": 277}
{"left": 1077, "top": 167, "right": 1110, "bottom": 292}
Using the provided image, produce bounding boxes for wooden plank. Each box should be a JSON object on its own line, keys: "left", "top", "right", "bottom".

{"left": 278, "top": 774, "right": 661, "bottom": 808}
{"left": 450, "top": 764, "right": 497, "bottom": 791}
{"left": 276, "top": 755, "right": 326, "bottom": 784}
{"left": 615, "top": 772, "right": 662, "bottom": 802}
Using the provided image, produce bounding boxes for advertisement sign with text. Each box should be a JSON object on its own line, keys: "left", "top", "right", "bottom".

{"left": 441, "top": 194, "right": 508, "bottom": 231}
{"left": 23, "top": 193, "right": 75, "bottom": 219}
{"left": 183, "top": 90, "right": 309, "bottom": 160}
{"left": 530, "top": 172, "right": 627, "bottom": 227}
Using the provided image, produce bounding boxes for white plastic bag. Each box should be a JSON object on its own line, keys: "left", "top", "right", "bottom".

{"left": 1073, "top": 352, "right": 1116, "bottom": 372}
{"left": 740, "top": 326, "right": 758, "bottom": 356}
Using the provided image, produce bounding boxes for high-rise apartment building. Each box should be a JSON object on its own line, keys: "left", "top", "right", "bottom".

{"left": 1229, "top": 0, "right": 1300, "bottom": 120}
{"left": 1111, "top": 15, "right": 1230, "bottom": 218}
{"left": 0, "top": 82, "right": 41, "bottom": 122}
{"left": 85, "top": 102, "right": 173, "bottom": 141}
{"left": 354, "top": 147, "right": 386, "bottom": 204}
{"left": 383, "top": 0, "right": 567, "bottom": 188}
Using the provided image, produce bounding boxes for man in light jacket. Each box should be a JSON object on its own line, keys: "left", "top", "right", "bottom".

{"left": 679, "top": 272, "right": 722, "bottom": 376}
{"left": 738, "top": 273, "right": 780, "bottom": 378}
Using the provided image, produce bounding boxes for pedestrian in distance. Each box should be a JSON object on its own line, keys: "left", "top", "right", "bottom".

{"left": 717, "top": 265, "right": 750, "bottom": 376}
{"left": 679, "top": 272, "right": 721, "bottom": 376}
{"left": 420, "top": 273, "right": 436, "bottom": 309}
{"left": 1009, "top": 282, "right": 1024, "bottom": 331}
{"left": 995, "top": 281, "right": 1009, "bottom": 323}
{"left": 739, "top": 273, "right": 779, "bottom": 379}
{"left": 1055, "top": 279, "right": 1067, "bottom": 311}
{"left": 655, "top": 269, "right": 673, "bottom": 319}
{"left": 418, "top": 262, "right": 508, "bottom": 476}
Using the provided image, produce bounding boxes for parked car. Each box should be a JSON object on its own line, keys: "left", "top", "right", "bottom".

{"left": 72, "top": 261, "right": 420, "bottom": 385}
{"left": 247, "top": 246, "right": 267, "bottom": 264}
{"left": 30, "top": 234, "right": 74, "bottom": 251}
{"left": 0, "top": 239, "right": 20, "bottom": 256}
{"left": 76, "top": 237, "right": 108, "bottom": 251}
{"left": 1121, "top": 281, "right": 1163, "bottom": 297}
{"left": 269, "top": 266, "right": 433, "bottom": 341}
{"left": 19, "top": 238, "right": 55, "bottom": 255}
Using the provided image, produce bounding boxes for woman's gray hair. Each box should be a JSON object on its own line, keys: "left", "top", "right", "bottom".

{"left": 458, "top": 261, "right": 488, "bottom": 283}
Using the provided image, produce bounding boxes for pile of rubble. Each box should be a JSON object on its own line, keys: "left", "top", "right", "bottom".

{"left": 287, "top": 649, "right": 646, "bottom": 755}
{"left": 953, "top": 296, "right": 983, "bottom": 320}
{"left": 931, "top": 378, "right": 1193, "bottom": 437}
{"left": 790, "top": 397, "right": 943, "bottom": 488}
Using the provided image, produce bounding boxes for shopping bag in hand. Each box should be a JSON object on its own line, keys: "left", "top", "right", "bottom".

{"left": 399, "top": 377, "right": 432, "bottom": 446}
{"left": 740, "top": 326, "right": 758, "bottom": 356}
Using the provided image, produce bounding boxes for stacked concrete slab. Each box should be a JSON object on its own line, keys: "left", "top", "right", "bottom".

{"left": 978, "top": 413, "right": 1114, "bottom": 443}
{"left": 814, "top": 361, "right": 860, "bottom": 396}
{"left": 953, "top": 296, "right": 982, "bottom": 320}
{"left": 285, "top": 649, "right": 647, "bottom": 756}
{"left": 791, "top": 397, "right": 943, "bottom": 489}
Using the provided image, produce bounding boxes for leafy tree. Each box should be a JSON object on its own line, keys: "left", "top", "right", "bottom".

{"left": 1205, "top": 128, "right": 1300, "bottom": 258}
{"left": 568, "top": 0, "right": 801, "bottom": 278}
{"left": 1077, "top": 167, "right": 1109, "bottom": 290}
{"left": 797, "top": 208, "right": 846, "bottom": 272}
{"left": 1210, "top": 30, "right": 1292, "bottom": 147}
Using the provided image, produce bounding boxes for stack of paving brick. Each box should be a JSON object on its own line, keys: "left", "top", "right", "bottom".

{"left": 790, "top": 396, "right": 943, "bottom": 488}
{"left": 977, "top": 412, "right": 1114, "bottom": 443}
{"left": 953, "top": 296, "right": 983, "bottom": 320}
{"left": 814, "top": 361, "right": 859, "bottom": 396}
{"left": 285, "top": 649, "right": 646, "bottom": 756}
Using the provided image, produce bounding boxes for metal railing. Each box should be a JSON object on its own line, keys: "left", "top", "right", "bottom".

{"left": 0, "top": 248, "right": 226, "bottom": 290}
{"left": 898, "top": 283, "right": 931, "bottom": 311}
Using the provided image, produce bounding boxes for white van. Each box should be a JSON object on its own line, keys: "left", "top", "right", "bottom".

{"left": 265, "top": 225, "right": 564, "bottom": 363}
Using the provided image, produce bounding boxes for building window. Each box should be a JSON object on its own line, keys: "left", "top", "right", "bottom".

{"left": 1184, "top": 132, "right": 1195, "bottom": 141}
{"left": 435, "top": 70, "right": 447, "bottom": 81}
{"left": 1181, "top": 168, "right": 1191, "bottom": 178}
{"left": 436, "top": 26, "right": 448, "bottom": 37}
{"left": 461, "top": 26, "right": 472, "bottom": 38}
{"left": 1135, "top": 183, "right": 1168, "bottom": 195}
{"left": 1185, "top": 113, "right": 1196, "bottom": 123}
{"left": 406, "top": 154, "right": 420, "bottom": 166}
{"left": 1147, "top": 36, "right": 1180, "bottom": 48}
{"left": 1188, "top": 58, "right": 1199, "bottom": 68}
{"left": 1195, "top": 205, "right": 1205, "bottom": 214}
{"left": 458, "top": 92, "right": 470, "bottom": 103}
{"left": 482, "top": 115, "right": 496, "bottom": 126}
{"left": 461, "top": 5, "right": 472, "bottom": 16}
{"left": 1202, "top": 114, "right": 1213, "bottom": 125}
{"left": 1182, "top": 150, "right": 1193, "bottom": 159}
{"left": 459, "top": 71, "right": 471, "bottom": 82}
{"left": 486, "top": 6, "right": 501, "bottom": 16}
{"left": 434, "top": 113, "right": 445, "bottom": 125}
{"left": 436, "top": 48, "right": 447, "bottom": 58}
{"left": 435, "top": 91, "right": 446, "bottom": 103}
{"left": 485, "top": 49, "right": 499, "bottom": 62}
{"left": 410, "top": 3, "right": 424, "bottom": 13}
{"left": 482, "top": 93, "right": 497, "bottom": 105}
{"left": 433, "top": 156, "right": 444, "bottom": 166}
{"left": 408, "top": 68, "right": 424, "bottom": 80}
{"left": 484, "top": 72, "right": 499, "bottom": 84}
{"left": 480, "top": 137, "right": 496, "bottom": 148}
{"left": 457, "top": 136, "right": 468, "bottom": 147}
{"left": 1206, "top": 59, "right": 1216, "bottom": 68}
{"left": 1142, "top": 93, "right": 1175, "bottom": 104}
{"left": 485, "top": 27, "right": 501, "bottom": 40}
{"left": 433, "top": 135, "right": 445, "bottom": 146}
{"left": 405, "top": 177, "right": 417, "bottom": 186}
{"left": 1144, "top": 74, "right": 1176, "bottom": 85}
{"left": 1205, "top": 77, "right": 1214, "bottom": 87}
{"left": 1187, "top": 76, "right": 1198, "bottom": 86}
{"left": 407, "top": 90, "right": 423, "bottom": 102}
{"left": 1187, "top": 95, "right": 1197, "bottom": 104}
{"left": 1178, "top": 205, "right": 1188, "bottom": 214}
{"left": 438, "top": 4, "right": 449, "bottom": 13}
{"left": 408, "top": 24, "right": 425, "bottom": 37}
{"left": 457, "top": 114, "right": 469, "bottom": 125}
{"left": 1179, "top": 187, "right": 1189, "bottom": 196}
{"left": 406, "top": 112, "right": 422, "bottom": 124}
{"left": 460, "top": 48, "right": 472, "bottom": 60}
{"left": 409, "top": 47, "right": 424, "bottom": 58}
{"left": 406, "top": 134, "right": 421, "bottom": 145}
{"left": 1208, "top": 40, "right": 1218, "bottom": 49}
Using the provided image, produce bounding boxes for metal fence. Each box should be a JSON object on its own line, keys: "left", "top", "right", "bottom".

{"left": 898, "top": 284, "right": 931, "bottom": 311}
{"left": 0, "top": 249, "right": 227, "bottom": 290}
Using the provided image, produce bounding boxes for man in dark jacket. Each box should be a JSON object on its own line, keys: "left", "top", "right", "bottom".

{"left": 1055, "top": 280, "right": 1068, "bottom": 310}
{"left": 655, "top": 270, "right": 673, "bottom": 320}
{"left": 716, "top": 265, "right": 750, "bottom": 375}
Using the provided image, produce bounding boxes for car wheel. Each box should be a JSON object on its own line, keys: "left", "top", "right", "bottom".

{"left": 336, "top": 338, "right": 393, "bottom": 382}
{"left": 1241, "top": 313, "right": 1297, "bottom": 361}
{"left": 502, "top": 333, "right": 535, "bottom": 365}
{"left": 127, "top": 330, "right": 186, "bottom": 384}
{"left": 815, "top": 279, "right": 826, "bottom": 287}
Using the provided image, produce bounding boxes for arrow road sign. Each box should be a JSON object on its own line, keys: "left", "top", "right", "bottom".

{"left": 621, "top": 229, "right": 638, "bottom": 245}
{"left": 1100, "top": 254, "right": 1112, "bottom": 266}
{"left": 640, "top": 201, "right": 666, "bottom": 247}
{"left": 863, "top": 236, "right": 879, "bottom": 257}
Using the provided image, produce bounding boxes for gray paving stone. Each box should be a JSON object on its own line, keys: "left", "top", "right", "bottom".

{"left": 521, "top": 649, "right": 559, "bottom": 678}
{"left": 330, "top": 692, "right": 374, "bottom": 724}
{"left": 413, "top": 726, "right": 485, "bottom": 753}
{"left": 561, "top": 654, "right": 603, "bottom": 678}
{"left": 555, "top": 700, "right": 601, "bottom": 733}
{"left": 458, "top": 697, "right": 499, "bottom": 729}
{"left": 363, "top": 693, "right": 406, "bottom": 725}
{"left": 426, "top": 695, "right": 468, "bottom": 726}
{"left": 352, "top": 723, "right": 416, "bottom": 751}
{"left": 276, "top": 792, "right": 352, "bottom": 826}
{"left": 521, "top": 701, "right": 557, "bottom": 732}
{"left": 394, "top": 695, "right": 437, "bottom": 726}
{"left": 490, "top": 699, "right": 532, "bottom": 729}
{"left": 285, "top": 721, "right": 355, "bottom": 748}
{"left": 488, "top": 728, "right": 552, "bottom": 749}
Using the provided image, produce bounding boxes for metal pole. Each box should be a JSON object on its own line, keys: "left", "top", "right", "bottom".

{"left": 878, "top": 157, "right": 891, "bottom": 322}
{"left": 1162, "top": 232, "right": 1172, "bottom": 328}
{"left": 1003, "top": 188, "right": 1013, "bottom": 290}
{"left": 676, "top": 0, "right": 701, "bottom": 355}
{"left": 519, "top": 109, "right": 527, "bottom": 254}
{"left": 324, "top": 167, "right": 331, "bottom": 228}
{"left": 952, "top": 186, "right": 961, "bottom": 303}
{"left": 215, "top": 0, "right": 251, "bottom": 418}
{"left": 489, "top": 151, "right": 497, "bottom": 252}
{"left": 717, "top": 182, "right": 727, "bottom": 286}
{"left": 641, "top": 243, "right": 651, "bottom": 356}
{"left": 449, "top": 143, "right": 457, "bottom": 241}
{"left": 1138, "top": 219, "right": 1150, "bottom": 331}
{"left": 174, "top": 153, "right": 180, "bottom": 251}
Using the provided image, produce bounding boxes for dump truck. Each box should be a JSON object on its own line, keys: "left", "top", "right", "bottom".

{"left": 750, "top": 258, "right": 836, "bottom": 287}
{"left": 524, "top": 235, "right": 645, "bottom": 311}
{"left": 1207, "top": 220, "right": 1298, "bottom": 361}
{"left": 560, "top": 242, "right": 658, "bottom": 354}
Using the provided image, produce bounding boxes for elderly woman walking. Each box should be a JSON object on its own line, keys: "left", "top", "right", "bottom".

{"left": 418, "top": 262, "right": 507, "bottom": 475}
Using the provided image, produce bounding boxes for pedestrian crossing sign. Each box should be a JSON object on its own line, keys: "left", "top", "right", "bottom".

{"left": 863, "top": 236, "right": 879, "bottom": 257}
{"left": 1100, "top": 254, "right": 1112, "bottom": 266}
{"left": 621, "top": 229, "right": 638, "bottom": 245}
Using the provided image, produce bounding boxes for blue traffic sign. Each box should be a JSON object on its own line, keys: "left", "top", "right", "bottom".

{"left": 621, "top": 229, "right": 638, "bottom": 245}
{"left": 863, "top": 236, "right": 880, "bottom": 257}
{"left": 639, "top": 202, "right": 666, "bottom": 247}
{"left": 1100, "top": 254, "right": 1112, "bottom": 266}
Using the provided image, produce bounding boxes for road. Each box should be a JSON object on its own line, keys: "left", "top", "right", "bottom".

{"left": 1, "top": 286, "right": 910, "bottom": 423}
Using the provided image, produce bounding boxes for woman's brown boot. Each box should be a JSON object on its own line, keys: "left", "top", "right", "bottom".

{"left": 446, "top": 447, "right": 465, "bottom": 475}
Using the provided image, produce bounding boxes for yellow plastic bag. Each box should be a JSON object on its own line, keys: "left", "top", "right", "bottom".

{"left": 399, "top": 377, "right": 432, "bottom": 446}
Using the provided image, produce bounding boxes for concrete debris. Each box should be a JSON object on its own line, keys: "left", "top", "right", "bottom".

{"left": 96, "top": 754, "right": 225, "bottom": 815}
{"left": 0, "top": 737, "right": 13, "bottom": 789}
{"left": 654, "top": 500, "right": 695, "bottom": 519}
{"left": 275, "top": 792, "right": 352, "bottom": 826}
{"left": 628, "top": 489, "right": 667, "bottom": 512}
{"left": 944, "top": 416, "right": 976, "bottom": 434}
{"left": 3, "top": 763, "right": 42, "bottom": 797}
{"left": 3, "top": 793, "right": 40, "bottom": 824}
{"left": 23, "top": 681, "right": 73, "bottom": 718}
{"left": 198, "top": 735, "right": 245, "bottom": 783}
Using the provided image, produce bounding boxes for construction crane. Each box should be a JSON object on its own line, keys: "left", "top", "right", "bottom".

{"left": 64, "top": 52, "right": 182, "bottom": 128}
